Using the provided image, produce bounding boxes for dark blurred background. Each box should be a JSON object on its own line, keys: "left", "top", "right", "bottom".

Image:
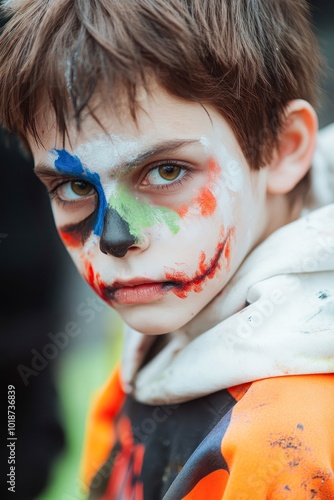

{"left": 312, "top": 0, "right": 334, "bottom": 128}
{"left": 0, "top": 133, "right": 67, "bottom": 499}
{"left": 0, "top": 1, "right": 333, "bottom": 499}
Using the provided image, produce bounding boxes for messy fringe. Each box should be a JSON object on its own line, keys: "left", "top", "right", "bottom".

{"left": 0, "top": 0, "right": 322, "bottom": 169}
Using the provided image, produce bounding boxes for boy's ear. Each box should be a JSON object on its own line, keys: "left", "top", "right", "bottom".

{"left": 266, "top": 99, "right": 318, "bottom": 195}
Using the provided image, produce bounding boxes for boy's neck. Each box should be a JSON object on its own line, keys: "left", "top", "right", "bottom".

{"left": 260, "top": 194, "right": 303, "bottom": 245}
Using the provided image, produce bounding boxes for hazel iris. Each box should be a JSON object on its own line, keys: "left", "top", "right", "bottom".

{"left": 71, "top": 180, "right": 94, "bottom": 196}
{"left": 159, "top": 165, "right": 181, "bottom": 181}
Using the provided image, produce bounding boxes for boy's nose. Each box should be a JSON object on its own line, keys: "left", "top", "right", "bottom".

{"left": 99, "top": 207, "right": 136, "bottom": 258}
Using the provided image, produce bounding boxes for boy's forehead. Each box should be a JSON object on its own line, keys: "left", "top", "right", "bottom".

{"left": 30, "top": 85, "right": 246, "bottom": 172}
{"left": 37, "top": 86, "right": 215, "bottom": 144}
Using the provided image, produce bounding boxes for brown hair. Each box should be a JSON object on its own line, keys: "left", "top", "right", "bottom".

{"left": 0, "top": 0, "right": 321, "bottom": 169}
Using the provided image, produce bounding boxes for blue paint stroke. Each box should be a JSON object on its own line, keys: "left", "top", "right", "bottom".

{"left": 53, "top": 149, "right": 107, "bottom": 236}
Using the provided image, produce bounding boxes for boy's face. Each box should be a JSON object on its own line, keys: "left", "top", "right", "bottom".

{"left": 31, "top": 86, "right": 267, "bottom": 334}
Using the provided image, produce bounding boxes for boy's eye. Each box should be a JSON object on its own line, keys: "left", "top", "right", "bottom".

{"left": 57, "top": 180, "right": 95, "bottom": 201}
{"left": 144, "top": 164, "right": 184, "bottom": 186}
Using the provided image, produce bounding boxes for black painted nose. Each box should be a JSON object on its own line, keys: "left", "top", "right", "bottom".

{"left": 100, "top": 207, "right": 137, "bottom": 258}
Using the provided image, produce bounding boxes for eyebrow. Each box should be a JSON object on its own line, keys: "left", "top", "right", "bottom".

{"left": 34, "top": 139, "right": 200, "bottom": 178}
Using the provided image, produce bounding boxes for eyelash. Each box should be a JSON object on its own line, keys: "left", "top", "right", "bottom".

{"left": 49, "top": 192, "right": 74, "bottom": 209}
{"left": 139, "top": 160, "right": 193, "bottom": 191}
{"left": 47, "top": 179, "right": 96, "bottom": 208}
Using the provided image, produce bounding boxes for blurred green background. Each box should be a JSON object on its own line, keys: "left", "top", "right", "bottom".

{"left": 36, "top": 309, "right": 124, "bottom": 500}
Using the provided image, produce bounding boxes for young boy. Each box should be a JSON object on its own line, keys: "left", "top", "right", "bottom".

{"left": 1, "top": 0, "right": 334, "bottom": 498}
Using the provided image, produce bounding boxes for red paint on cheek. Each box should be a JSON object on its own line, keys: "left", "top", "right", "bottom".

{"left": 208, "top": 157, "right": 221, "bottom": 180}
{"left": 198, "top": 252, "right": 207, "bottom": 275}
{"left": 59, "top": 230, "right": 82, "bottom": 248}
{"left": 165, "top": 227, "right": 233, "bottom": 299}
{"left": 84, "top": 261, "right": 95, "bottom": 288}
{"left": 177, "top": 204, "right": 189, "bottom": 218}
{"left": 83, "top": 260, "right": 108, "bottom": 300}
{"left": 196, "top": 188, "right": 217, "bottom": 217}
{"left": 96, "top": 274, "right": 108, "bottom": 298}
{"left": 224, "top": 238, "right": 231, "bottom": 261}
{"left": 177, "top": 157, "right": 220, "bottom": 218}
{"left": 177, "top": 187, "right": 217, "bottom": 218}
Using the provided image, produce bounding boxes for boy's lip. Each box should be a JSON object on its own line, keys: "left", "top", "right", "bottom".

{"left": 104, "top": 278, "right": 176, "bottom": 305}
{"left": 111, "top": 277, "right": 164, "bottom": 288}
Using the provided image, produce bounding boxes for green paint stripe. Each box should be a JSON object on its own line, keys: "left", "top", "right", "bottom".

{"left": 108, "top": 186, "right": 180, "bottom": 238}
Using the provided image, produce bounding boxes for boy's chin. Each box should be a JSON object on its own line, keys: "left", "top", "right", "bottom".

{"left": 118, "top": 307, "right": 196, "bottom": 335}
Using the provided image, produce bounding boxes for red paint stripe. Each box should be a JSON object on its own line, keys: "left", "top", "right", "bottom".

{"left": 59, "top": 230, "right": 82, "bottom": 248}
{"left": 165, "top": 226, "right": 232, "bottom": 299}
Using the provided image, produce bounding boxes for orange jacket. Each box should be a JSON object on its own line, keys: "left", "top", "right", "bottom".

{"left": 81, "top": 368, "right": 334, "bottom": 499}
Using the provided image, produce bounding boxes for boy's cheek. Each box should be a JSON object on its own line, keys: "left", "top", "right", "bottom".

{"left": 176, "top": 187, "right": 217, "bottom": 219}
{"left": 59, "top": 236, "right": 106, "bottom": 298}
{"left": 163, "top": 225, "right": 235, "bottom": 300}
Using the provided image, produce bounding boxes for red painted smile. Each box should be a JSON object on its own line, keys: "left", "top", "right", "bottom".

{"left": 164, "top": 226, "right": 234, "bottom": 299}
{"left": 83, "top": 227, "right": 234, "bottom": 305}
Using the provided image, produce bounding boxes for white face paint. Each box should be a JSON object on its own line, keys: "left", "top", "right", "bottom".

{"left": 75, "top": 135, "right": 145, "bottom": 175}
{"left": 199, "top": 135, "right": 245, "bottom": 227}
{"left": 32, "top": 85, "right": 268, "bottom": 335}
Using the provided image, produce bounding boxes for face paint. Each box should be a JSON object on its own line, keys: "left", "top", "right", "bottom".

{"left": 31, "top": 85, "right": 266, "bottom": 335}
{"left": 178, "top": 158, "right": 220, "bottom": 218}
{"left": 178, "top": 186, "right": 217, "bottom": 218}
{"left": 83, "top": 259, "right": 107, "bottom": 300}
{"left": 100, "top": 206, "right": 137, "bottom": 258}
{"left": 75, "top": 135, "right": 145, "bottom": 175}
{"left": 58, "top": 211, "right": 97, "bottom": 248}
{"left": 164, "top": 227, "right": 233, "bottom": 299}
{"left": 108, "top": 185, "right": 181, "bottom": 239}
{"left": 53, "top": 146, "right": 184, "bottom": 252}
{"left": 192, "top": 188, "right": 217, "bottom": 217}
{"left": 58, "top": 229, "right": 81, "bottom": 248}
{"left": 198, "top": 140, "right": 244, "bottom": 231}
{"left": 202, "top": 138, "right": 244, "bottom": 194}
{"left": 83, "top": 227, "right": 233, "bottom": 306}
{"left": 53, "top": 149, "right": 107, "bottom": 237}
